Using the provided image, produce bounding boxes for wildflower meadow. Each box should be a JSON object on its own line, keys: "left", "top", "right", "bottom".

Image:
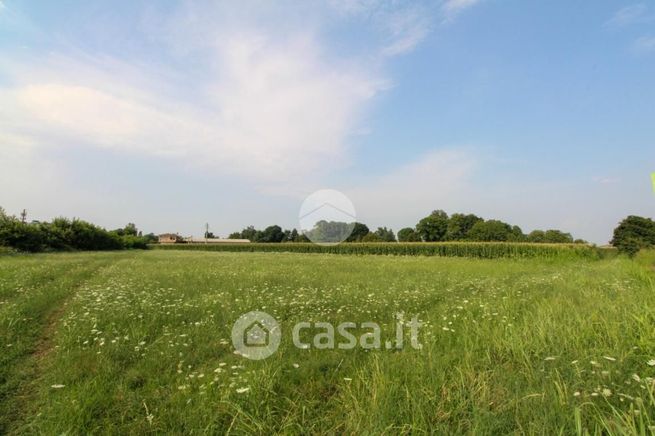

{"left": 1, "top": 250, "right": 655, "bottom": 434}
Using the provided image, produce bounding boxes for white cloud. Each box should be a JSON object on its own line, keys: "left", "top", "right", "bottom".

{"left": 1, "top": 32, "right": 387, "bottom": 186}
{"left": 592, "top": 176, "right": 621, "bottom": 185}
{"left": 380, "top": 7, "right": 433, "bottom": 56}
{"left": 0, "top": 1, "right": 495, "bottom": 236}
{"left": 441, "top": 0, "right": 482, "bottom": 22}
{"left": 632, "top": 35, "right": 655, "bottom": 53}
{"left": 606, "top": 4, "right": 651, "bottom": 27}
{"left": 207, "top": 33, "right": 388, "bottom": 180}
{"left": 328, "top": 0, "right": 434, "bottom": 57}
{"left": 1, "top": 1, "right": 485, "bottom": 192}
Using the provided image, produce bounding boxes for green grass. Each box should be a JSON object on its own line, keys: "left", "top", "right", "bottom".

{"left": 1, "top": 250, "right": 654, "bottom": 434}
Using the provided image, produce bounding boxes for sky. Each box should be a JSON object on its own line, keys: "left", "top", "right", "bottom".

{"left": 0, "top": 0, "right": 654, "bottom": 244}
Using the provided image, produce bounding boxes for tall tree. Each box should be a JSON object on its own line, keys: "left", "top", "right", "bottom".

{"left": 374, "top": 227, "right": 396, "bottom": 242}
{"left": 467, "top": 220, "right": 515, "bottom": 241}
{"left": 611, "top": 215, "right": 655, "bottom": 256}
{"left": 397, "top": 227, "right": 420, "bottom": 242}
{"left": 416, "top": 210, "right": 449, "bottom": 242}
{"left": 543, "top": 230, "right": 573, "bottom": 243}
{"left": 257, "top": 225, "right": 285, "bottom": 243}
{"left": 445, "top": 213, "right": 483, "bottom": 240}
{"left": 346, "top": 222, "right": 370, "bottom": 242}
{"left": 527, "top": 230, "right": 546, "bottom": 243}
{"left": 239, "top": 226, "right": 258, "bottom": 241}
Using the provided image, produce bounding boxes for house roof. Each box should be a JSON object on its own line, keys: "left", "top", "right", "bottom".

{"left": 184, "top": 237, "right": 251, "bottom": 243}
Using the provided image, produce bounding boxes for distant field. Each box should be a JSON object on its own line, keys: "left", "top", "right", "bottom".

{"left": 152, "top": 241, "right": 609, "bottom": 259}
{"left": 1, "top": 250, "right": 654, "bottom": 434}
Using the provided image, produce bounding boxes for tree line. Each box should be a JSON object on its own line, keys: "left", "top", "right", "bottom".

{"left": 2, "top": 205, "right": 653, "bottom": 256}
{"left": 0, "top": 207, "right": 154, "bottom": 253}
{"left": 228, "top": 222, "right": 397, "bottom": 243}
{"left": 228, "top": 210, "right": 584, "bottom": 244}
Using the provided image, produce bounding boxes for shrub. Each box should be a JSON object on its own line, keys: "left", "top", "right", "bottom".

{"left": 0, "top": 209, "right": 144, "bottom": 252}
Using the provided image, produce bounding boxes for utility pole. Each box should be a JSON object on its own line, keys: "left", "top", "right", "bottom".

{"left": 205, "top": 223, "right": 209, "bottom": 243}
{"left": 20, "top": 209, "right": 27, "bottom": 223}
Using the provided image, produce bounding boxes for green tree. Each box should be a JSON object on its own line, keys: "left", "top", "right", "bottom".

{"left": 257, "top": 225, "right": 286, "bottom": 243}
{"left": 416, "top": 210, "right": 449, "bottom": 242}
{"left": 508, "top": 225, "right": 526, "bottom": 242}
{"left": 305, "top": 221, "right": 354, "bottom": 243}
{"left": 611, "top": 215, "right": 655, "bottom": 255}
{"left": 467, "top": 220, "right": 515, "bottom": 242}
{"left": 346, "top": 222, "right": 370, "bottom": 242}
{"left": 124, "top": 223, "right": 138, "bottom": 236}
{"left": 374, "top": 227, "right": 396, "bottom": 242}
{"left": 445, "top": 213, "right": 483, "bottom": 240}
{"left": 295, "top": 232, "right": 310, "bottom": 243}
{"left": 397, "top": 227, "right": 421, "bottom": 242}
{"left": 543, "top": 230, "right": 573, "bottom": 243}
{"left": 143, "top": 233, "right": 158, "bottom": 243}
{"left": 361, "top": 233, "right": 383, "bottom": 242}
{"left": 112, "top": 223, "right": 138, "bottom": 237}
{"left": 238, "top": 226, "right": 258, "bottom": 242}
{"left": 527, "top": 230, "right": 546, "bottom": 243}
{"left": 0, "top": 219, "right": 45, "bottom": 252}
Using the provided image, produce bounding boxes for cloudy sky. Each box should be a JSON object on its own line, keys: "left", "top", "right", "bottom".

{"left": 1, "top": 0, "right": 654, "bottom": 243}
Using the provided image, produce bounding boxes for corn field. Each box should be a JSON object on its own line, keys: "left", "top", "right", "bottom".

{"left": 151, "top": 242, "right": 606, "bottom": 259}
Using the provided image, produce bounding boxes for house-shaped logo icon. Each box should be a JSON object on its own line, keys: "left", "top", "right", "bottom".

{"left": 232, "top": 311, "right": 281, "bottom": 360}
{"left": 243, "top": 321, "right": 270, "bottom": 347}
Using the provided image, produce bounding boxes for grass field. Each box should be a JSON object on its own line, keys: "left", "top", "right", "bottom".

{"left": 1, "top": 250, "right": 655, "bottom": 434}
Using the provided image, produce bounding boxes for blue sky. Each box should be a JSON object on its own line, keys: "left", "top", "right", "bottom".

{"left": 1, "top": 0, "right": 654, "bottom": 243}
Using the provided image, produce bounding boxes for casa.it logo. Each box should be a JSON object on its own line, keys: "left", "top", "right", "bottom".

{"left": 231, "top": 311, "right": 423, "bottom": 360}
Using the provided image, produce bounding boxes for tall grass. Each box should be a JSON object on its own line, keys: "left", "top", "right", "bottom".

{"left": 2, "top": 251, "right": 653, "bottom": 434}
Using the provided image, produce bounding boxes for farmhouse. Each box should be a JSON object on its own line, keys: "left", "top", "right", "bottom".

{"left": 158, "top": 233, "right": 184, "bottom": 244}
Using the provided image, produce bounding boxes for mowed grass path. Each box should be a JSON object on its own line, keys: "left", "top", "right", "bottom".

{"left": 1, "top": 251, "right": 654, "bottom": 434}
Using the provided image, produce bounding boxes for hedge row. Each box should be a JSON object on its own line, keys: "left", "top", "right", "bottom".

{"left": 151, "top": 242, "right": 604, "bottom": 259}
